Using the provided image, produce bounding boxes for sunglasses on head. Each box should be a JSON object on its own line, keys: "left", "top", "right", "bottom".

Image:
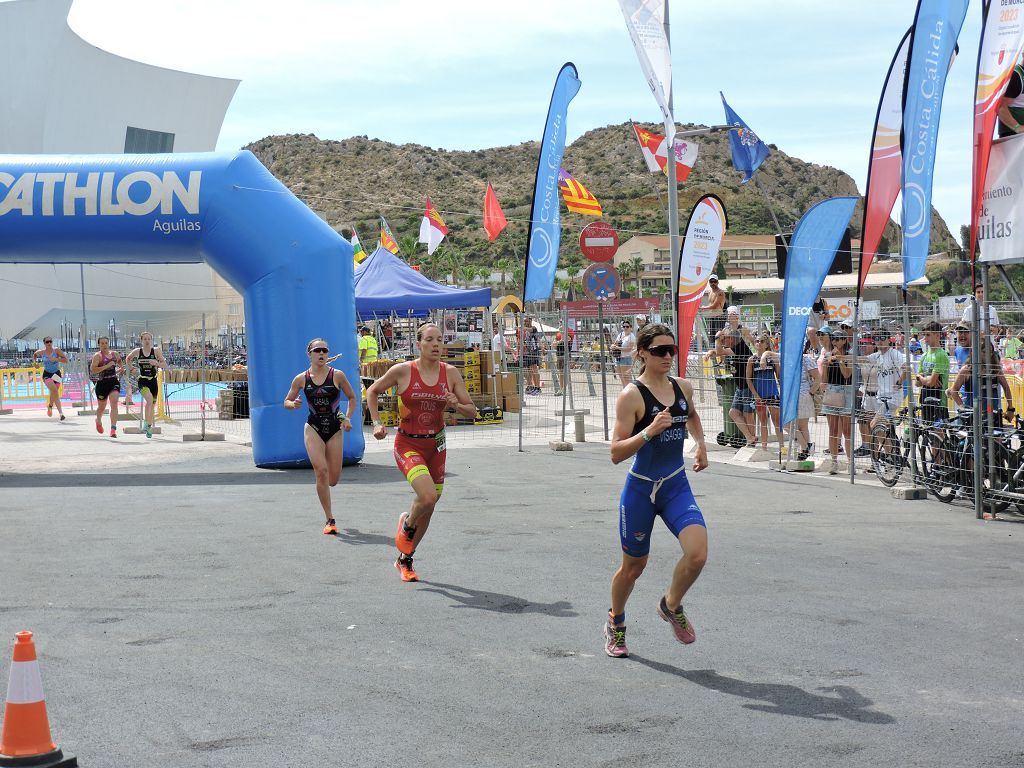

{"left": 311, "top": 347, "right": 329, "bottom": 354}
{"left": 647, "top": 344, "right": 677, "bottom": 358}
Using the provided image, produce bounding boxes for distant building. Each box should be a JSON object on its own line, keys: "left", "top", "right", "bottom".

{"left": 0, "top": 0, "right": 241, "bottom": 347}
{"left": 614, "top": 234, "right": 865, "bottom": 296}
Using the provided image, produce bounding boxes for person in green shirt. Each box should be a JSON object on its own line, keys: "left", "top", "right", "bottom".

{"left": 1005, "top": 329, "right": 1021, "bottom": 360}
{"left": 358, "top": 326, "right": 379, "bottom": 365}
{"left": 914, "top": 321, "right": 950, "bottom": 425}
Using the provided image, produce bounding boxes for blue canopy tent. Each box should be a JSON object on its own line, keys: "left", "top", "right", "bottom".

{"left": 354, "top": 246, "right": 492, "bottom": 318}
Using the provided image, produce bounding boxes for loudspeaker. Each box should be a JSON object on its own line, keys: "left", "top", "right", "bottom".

{"left": 775, "top": 228, "right": 852, "bottom": 276}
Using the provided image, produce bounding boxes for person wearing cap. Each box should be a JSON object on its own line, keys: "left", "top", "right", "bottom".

{"left": 634, "top": 314, "right": 649, "bottom": 333}
{"left": 706, "top": 328, "right": 758, "bottom": 447}
{"left": 358, "top": 326, "right": 379, "bottom": 368}
{"left": 32, "top": 336, "right": 69, "bottom": 421}
{"left": 699, "top": 276, "right": 727, "bottom": 340}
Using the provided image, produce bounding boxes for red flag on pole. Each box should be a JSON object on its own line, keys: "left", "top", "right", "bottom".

{"left": 483, "top": 183, "right": 508, "bottom": 241}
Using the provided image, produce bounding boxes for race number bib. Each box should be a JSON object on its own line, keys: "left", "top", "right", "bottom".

{"left": 435, "top": 431, "right": 446, "bottom": 453}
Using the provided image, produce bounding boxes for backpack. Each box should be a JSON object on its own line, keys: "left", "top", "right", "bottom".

{"left": 525, "top": 332, "right": 540, "bottom": 355}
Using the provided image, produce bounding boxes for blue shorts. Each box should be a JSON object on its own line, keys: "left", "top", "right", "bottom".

{"left": 731, "top": 386, "right": 755, "bottom": 414}
{"left": 619, "top": 470, "right": 705, "bottom": 558}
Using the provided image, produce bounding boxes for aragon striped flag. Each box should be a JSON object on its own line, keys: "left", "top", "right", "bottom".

{"left": 379, "top": 216, "right": 400, "bottom": 254}
{"left": 558, "top": 169, "right": 602, "bottom": 216}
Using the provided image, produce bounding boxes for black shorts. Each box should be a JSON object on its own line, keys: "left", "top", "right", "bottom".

{"left": 95, "top": 377, "right": 120, "bottom": 400}
{"left": 138, "top": 376, "right": 159, "bottom": 397}
{"left": 307, "top": 414, "right": 343, "bottom": 443}
{"left": 42, "top": 370, "right": 62, "bottom": 381}
{"left": 523, "top": 354, "right": 540, "bottom": 368}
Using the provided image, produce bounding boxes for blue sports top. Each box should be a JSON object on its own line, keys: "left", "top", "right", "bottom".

{"left": 40, "top": 350, "right": 61, "bottom": 373}
{"left": 629, "top": 378, "right": 689, "bottom": 479}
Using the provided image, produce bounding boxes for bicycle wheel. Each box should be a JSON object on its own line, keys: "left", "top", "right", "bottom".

{"left": 920, "top": 432, "right": 957, "bottom": 503}
{"left": 871, "top": 423, "right": 903, "bottom": 487}
{"left": 983, "top": 444, "right": 1012, "bottom": 514}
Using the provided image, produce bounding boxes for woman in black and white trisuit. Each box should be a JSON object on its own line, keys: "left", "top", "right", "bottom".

{"left": 32, "top": 335, "right": 68, "bottom": 421}
{"left": 605, "top": 323, "right": 710, "bottom": 658}
{"left": 283, "top": 338, "right": 357, "bottom": 535}
{"left": 90, "top": 335, "right": 123, "bottom": 438}
{"left": 124, "top": 332, "right": 169, "bottom": 438}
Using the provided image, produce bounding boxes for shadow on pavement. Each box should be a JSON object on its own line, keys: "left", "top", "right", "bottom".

{"left": 334, "top": 528, "right": 394, "bottom": 547}
{"left": 629, "top": 657, "right": 895, "bottom": 724}
{"left": 416, "top": 580, "right": 577, "bottom": 617}
{"left": 0, "top": 464, "right": 398, "bottom": 488}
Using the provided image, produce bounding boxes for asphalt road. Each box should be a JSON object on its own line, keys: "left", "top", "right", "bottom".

{"left": 1, "top": 436, "right": 1022, "bottom": 767}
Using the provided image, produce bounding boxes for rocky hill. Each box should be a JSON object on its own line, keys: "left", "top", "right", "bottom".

{"left": 245, "top": 123, "right": 959, "bottom": 277}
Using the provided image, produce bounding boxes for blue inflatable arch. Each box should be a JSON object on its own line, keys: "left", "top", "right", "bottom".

{"left": 0, "top": 151, "right": 364, "bottom": 468}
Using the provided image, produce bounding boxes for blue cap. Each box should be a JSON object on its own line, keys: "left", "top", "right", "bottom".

{"left": 817, "top": 325, "right": 833, "bottom": 335}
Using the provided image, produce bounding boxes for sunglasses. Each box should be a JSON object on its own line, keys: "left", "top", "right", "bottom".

{"left": 311, "top": 347, "right": 329, "bottom": 354}
{"left": 647, "top": 344, "right": 678, "bottom": 358}
{"left": 44, "top": 339, "right": 52, "bottom": 343}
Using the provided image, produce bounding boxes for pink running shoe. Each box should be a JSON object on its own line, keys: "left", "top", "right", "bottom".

{"left": 657, "top": 596, "right": 696, "bottom": 644}
{"left": 603, "top": 621, "right": 628, "bottom": 658}
{"left": 95, "top": 419, "right": 103, "bottom": 434}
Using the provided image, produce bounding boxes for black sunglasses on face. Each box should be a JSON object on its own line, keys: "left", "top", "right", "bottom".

{"left": 647, "top": 344, "right": 677, "bottom": 358}
{"left": 44, "top": 340, "right": 52, "bottom": 343}
{"left": 312, "top": 347, "right": 329, "bottom": 354}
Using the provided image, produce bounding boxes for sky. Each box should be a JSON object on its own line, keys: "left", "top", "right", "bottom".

{"left": 65, "top": 0, "right": 987, "bottom": 237}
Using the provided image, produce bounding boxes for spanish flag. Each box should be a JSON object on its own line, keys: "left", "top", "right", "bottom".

{"left": 558, "top": 169, "right": 602, "bottom": 216}
{"left": 379, "top": 217, "right": 400, "bottom": 254}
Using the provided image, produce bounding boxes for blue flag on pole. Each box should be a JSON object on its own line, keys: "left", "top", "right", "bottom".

{"left": 780, "top": 197, "right": 858, "bottom": 427}
{"left": 721, "top": 92, "right": 770, "bottom": 183}
{"left": 900, "top": 0, "right": 968, "bottom": 288}
{"left": 523, "top": 63, "right": 582, "bottom": 303}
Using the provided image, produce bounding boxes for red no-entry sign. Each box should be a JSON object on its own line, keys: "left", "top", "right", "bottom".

{"left": 579, "top": 221, "right": 619, "bottom": 262}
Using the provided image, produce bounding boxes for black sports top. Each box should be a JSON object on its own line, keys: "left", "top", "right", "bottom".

{"left": 137, "top": 348, "right": 158, "bottom": 379}
{"left": 304, "top": 368, "right": 341, "bottom": 419}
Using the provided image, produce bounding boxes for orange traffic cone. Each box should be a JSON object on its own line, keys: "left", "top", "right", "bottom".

{"left": 0, "top": 632, "right": 76, "bottom": 767}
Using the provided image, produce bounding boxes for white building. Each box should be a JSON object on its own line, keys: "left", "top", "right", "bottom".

{"left": 0, "top": 0, "right": 240, "bottom": 346}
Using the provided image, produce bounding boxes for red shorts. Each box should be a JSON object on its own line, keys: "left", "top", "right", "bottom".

{"left": 393, "top": 431, "right": 446, "bottom": 493}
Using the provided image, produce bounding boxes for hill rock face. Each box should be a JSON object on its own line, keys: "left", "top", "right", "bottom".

{"left": 245, "top": 123, "right": 957, "bottom": 267}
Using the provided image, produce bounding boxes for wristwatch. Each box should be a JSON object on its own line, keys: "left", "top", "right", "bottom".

{"left": 640, "top": 429, "right": 651, "bottom": 443}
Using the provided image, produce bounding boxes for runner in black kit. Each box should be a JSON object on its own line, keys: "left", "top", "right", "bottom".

{"left": 605, "top": 323, "right": 710, "bottom": 658}
{"left": 284, "top": 338, "right": 357, "bottom": 534}
{"left": 124, "top": 332, "right": 169, "bottom": 438}
{"left": 90, "top": 335, "right": 123, "bottom": 438}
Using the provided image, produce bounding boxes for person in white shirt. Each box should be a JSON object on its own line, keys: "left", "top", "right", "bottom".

{"left": 491, "top": 329, "right": 506, "bottom": 366}
{"left": 864, "top": 335, "right": 906, "bottom": 427}
{"left": 961, "top": 283, "right": 1000, "bottom": 331}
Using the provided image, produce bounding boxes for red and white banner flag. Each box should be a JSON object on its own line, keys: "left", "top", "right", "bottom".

{"left": 419, "top": 198, "right": 448, "bottom": 255}
{"left": 857, "top": 29, "right": 911, "bottom": 298}
{"left": 675, "top": 194, "right": 727, "bottom": 373}
{"left": 631, "top": 123, "right": 698, "bottom": 182}
{"left": 971, "top": 2, "right": 1024, "bottom": 263}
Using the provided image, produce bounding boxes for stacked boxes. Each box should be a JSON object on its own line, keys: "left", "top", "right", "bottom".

{"left": 217, "top": 389, "right": 235, "bottom": 420}
{"left": 462, "top": 352, "right": 481, "bottom": 394}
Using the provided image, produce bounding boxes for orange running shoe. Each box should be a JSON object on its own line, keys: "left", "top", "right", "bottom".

{"left": 394, "top": 556, "right": 418, "bottom": 582}
{"left": 95, "top": 419, "right": 103, "bottom": 434}
{"left": 323, "top": 519, "right": 337, "bottom": 535}
{"left": 394, "top": 512, "right": 416, "bottom": 556}
{"left": 47, "top": 405, "right": 52, "bottom": 417}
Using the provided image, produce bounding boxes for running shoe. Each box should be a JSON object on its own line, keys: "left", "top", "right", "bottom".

{"left": 47, "top": 405, "right": 52, "bottom": 417}
{"left": 603, "top": 621, "right": 629, "bottom": 658}
{"left": 394, "top": 512, "right": 416, "bottom": 556}
{"left": 394, "top": 556, "right": 418, "bottom": 582}
{"left": 323, "top": 519, "right": 337, "bottom": 535}
{"left": 59, "top": 415, "right": 66, "bottom": 422}
{"left": 95, "top": 419, "right": 103, "bottom": 434}
{"left": 853, "top": 446, "right": 871, "bottom": 458}
{"left": 829, "top": 459, "right": 839, "bottom": 475}
{"left": 657, "top": 596, "right": 696, "bottom": 644}
{"left": 145, "top": 424, "right": 153, "bottom": 439}
{"left": 110, "top": 427, "right": 117, "bottom": 439}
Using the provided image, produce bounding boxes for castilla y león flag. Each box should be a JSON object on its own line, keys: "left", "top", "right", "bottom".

{"left": 483, "top": 183, "right": 507, "bottom": 241}
{"left": 418, "top": 198, "right": 448, "bottom": 255}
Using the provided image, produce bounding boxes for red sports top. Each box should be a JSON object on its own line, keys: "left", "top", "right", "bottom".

{"left": 398, "top": 361, "right": 449, "bottom": 436}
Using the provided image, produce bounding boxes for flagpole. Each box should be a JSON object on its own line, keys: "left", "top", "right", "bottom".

{"left": 663, "top": 6, "right": 681, "bottom": 357}
{"left": 753, "top": 175, "right": 788, "bottom": 248}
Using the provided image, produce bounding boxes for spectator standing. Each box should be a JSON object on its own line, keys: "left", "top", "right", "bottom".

{"left": 358, "top": 326, "right": 379, "bottom": 368}
{"left": 822, "top": 331, "right": 854, "bottom": 474}
{"left": 700, "top": 276, "right": 727, "bottom": 340}
{"left": 915, "top": 321, "right": 951, "bottom": 425}
{"left": 793, "top": 340, "right": 822, "bottom": 461}
{"left": 746, "top": 334, "right": 782, "bottom": 451}
{"left": 612, "top": 320, "right": 637, "bottom": 387}
{"left": 521, "top": 317, "right": 544, "bottom": 395}
{"left": 381, "top": 320, "right": 394, "bottom": 353}
{"left": 961, "top": 283, "right": 1000, "bottom": 334}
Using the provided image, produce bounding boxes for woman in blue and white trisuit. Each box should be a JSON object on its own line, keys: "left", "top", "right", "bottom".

{"left": 32, "top": 336, "right": 68, "bottom": 421}
{"left": 604, "top": 323, "right": 710, "bottom": 658}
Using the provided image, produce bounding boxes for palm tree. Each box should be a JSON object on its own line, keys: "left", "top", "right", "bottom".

{"left": 625, "top": 256, "right": 645, "bottom": 298}
{"left": 458, "top": 264, "right": 478, "bottom": 288}
{"left": 397, "top": 234, "right": 418, "bottom": 260}
{"left": 562, "top": 254, "right": 586, "bottom": 294}
{"left": 511, "top": 266, "right": 525, "bottom": 293}
{"left": 495, "top": 257, "right": 515, "bottom": 293}
{"left": 476, "top": 265, "right": 493, "bottom": 286}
